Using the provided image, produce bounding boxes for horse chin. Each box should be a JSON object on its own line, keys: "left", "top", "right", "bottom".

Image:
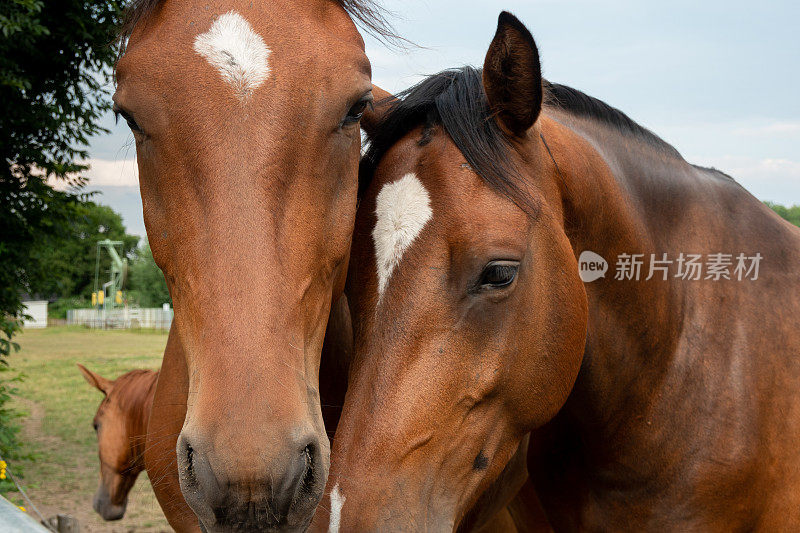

{"left": 198, "top": 516, "right": 313, "bottom": 533}
{"left": 192, "top": 491, "right": 319, "bottom": 533}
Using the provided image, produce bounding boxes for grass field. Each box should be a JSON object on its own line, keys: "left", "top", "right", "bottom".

{"left": 5, "top": 326, "right": 171, "bottom": 532}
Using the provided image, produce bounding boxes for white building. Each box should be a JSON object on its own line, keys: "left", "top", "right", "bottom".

{"left": 22, "top": 300, "right": 48, "bottom": 329}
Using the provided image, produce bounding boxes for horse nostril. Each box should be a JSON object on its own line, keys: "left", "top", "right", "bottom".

{"left": 274, "top": 440, "right": 319, "bottom": 519}
{"left": 177, "top": 435, "right": 205, "bottom": 492}
{"left": 300, "top": 443, "right": 315, "bottom": 493}
{"left": 186, "top": 442, "right": 194, "bottom": 473}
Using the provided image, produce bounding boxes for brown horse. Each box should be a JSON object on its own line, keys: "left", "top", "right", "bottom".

{"left": 320, "top": 11, "right": 800, "bottom": 531}
{"left": 113, "top": 0, "right": 395, "bottom": 530}
{"left": 78, "top": 364, "right": 158, "bottom": 521}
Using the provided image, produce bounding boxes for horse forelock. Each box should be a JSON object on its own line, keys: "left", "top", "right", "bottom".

{"left": 360, "top": 66, "right": 539, "bottom": 216}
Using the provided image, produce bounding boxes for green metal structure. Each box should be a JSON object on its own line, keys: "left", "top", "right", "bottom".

{"left": 93, "top": 239, "right": 128, "bottom": 309}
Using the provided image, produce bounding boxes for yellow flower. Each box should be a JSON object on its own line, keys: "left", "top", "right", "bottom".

{"left": 18, "top": 506, "right": 26, "bottom": 512}
{"left": 0, "top": 461, "right": 6, "bottom": 468}
{"left": 0, "top": 472, "right": 5, "bottom": 480}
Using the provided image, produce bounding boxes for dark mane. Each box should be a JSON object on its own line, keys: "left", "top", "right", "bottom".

{"left": 361, "top": 67, "right": 537, "bottom": 213}
{"left": 543, "top": 81, "right": 682, "bottom": 158}
{"left": 118, "top": 0, "right": 398, "bottom": 45}
{"left": 361, "top": 67, "right": 683, "bottom": 208}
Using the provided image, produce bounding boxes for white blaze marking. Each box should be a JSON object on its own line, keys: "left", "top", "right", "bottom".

{"left": 372, "top": 173, "right": 433, "bottom": 299}
{"left": 193, "top": 11, "right": 270, "bottom": 99}
{"left": 328, "top": 483, "right": 345, "bottom": 533}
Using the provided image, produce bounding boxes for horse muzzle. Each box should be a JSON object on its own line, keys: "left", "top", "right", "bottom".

{"left": 176, "top": 428, "right": 326, "bottom": 532}
{"left": 93, "top": 484, "right": 127, "bottom": 521}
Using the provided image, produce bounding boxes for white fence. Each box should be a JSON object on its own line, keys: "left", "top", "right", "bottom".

{"left": 67, "top": 307, "right": 173, "bottom": 330}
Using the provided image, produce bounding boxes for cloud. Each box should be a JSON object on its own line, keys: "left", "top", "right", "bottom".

{"left": 47, "top": 158, "right": 139, "bottom": 191}
{"left": 690, "top": 154, "right": 800, "bottom": 205}
{"left": 83, "top": 158, "right": 139, "bottom": 187}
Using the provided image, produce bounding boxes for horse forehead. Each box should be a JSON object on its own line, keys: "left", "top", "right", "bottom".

{"left": 120, "top": 0, "right": 363, "bottom": 86}
{"left": 367, "top": 134, "right": 476, "bottom": 283}
{"left": 190, "top": 6, "right": 361, "bottom": 98}
{"left": 369, "top": 134, "right": 528, "bottom": 256}
{"left": 372, "top": 172, "right": 434, "bottom": 300}
{"left": 192, "top": 11, "right": 271, "bottom": 100}
{"left": 96, "top": 403, "right": 127, "bottom": 440}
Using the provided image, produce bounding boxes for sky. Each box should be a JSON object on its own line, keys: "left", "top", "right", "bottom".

{"left": 86, "top": 0, "right": 800, "bottom": 236}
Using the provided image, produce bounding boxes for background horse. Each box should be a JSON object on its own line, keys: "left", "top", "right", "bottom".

{"left": 114, "top": 0, "right": 394, "bottom": 530}
{"left": 78, "top": 364, "right": 158, "bottom": 522}
{"left": 320, "top": 11, "right": 800, "bottom": 530}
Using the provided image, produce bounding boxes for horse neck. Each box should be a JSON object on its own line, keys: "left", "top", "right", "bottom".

{"left": 530, "top": 110, "right": 800, "bottom": 525}
{"left": 541, "top": 107, "right": 800, "bottom": 427}
{"left": 538, "top": 112, "right": 716, "bottom": 424}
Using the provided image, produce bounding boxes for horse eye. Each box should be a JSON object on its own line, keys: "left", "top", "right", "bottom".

{"left": 113, "top": 105, "right": 142, "bottom": 134}
{"left": 477, "top": 261, "right": 519, "bottom": 290}
{"left": 342, "top": 96, "right": 372, "bottom": 126}
{"left": 93, "top": 422, "right": 99, "bottom": 432}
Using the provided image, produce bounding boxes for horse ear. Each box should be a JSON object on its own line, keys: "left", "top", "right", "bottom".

{"left": 361, "top": 85, "right": 397, "bottom": 138}
{"left": 77, "top": 364, "right": 112, "bottom": 395}
{"left": 483, "top": 12, "right": 543, "bottom": 137}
